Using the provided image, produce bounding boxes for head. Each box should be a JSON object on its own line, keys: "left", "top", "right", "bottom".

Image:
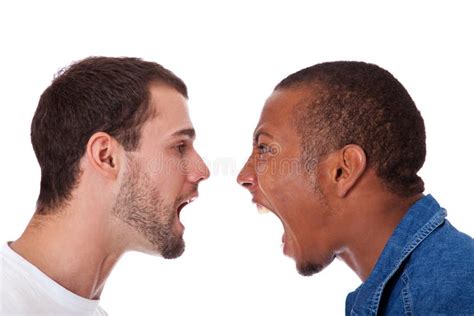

{"left": 31, "top": 56, "right": 210, "bottom": 258}
{"left": 237, "top": 61, "right": 425, "bottom": 276}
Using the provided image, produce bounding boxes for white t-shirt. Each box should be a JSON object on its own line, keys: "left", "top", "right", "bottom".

{"left": 0, "top": 243, "right": 107, "bottom": 316}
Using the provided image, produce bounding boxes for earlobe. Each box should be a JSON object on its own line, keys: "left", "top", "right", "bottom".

{"left": 86, "top": 132, "right": 120, "bottom": 180}
{"left": 336, "top": 145, "right": 367, "bottom": 198}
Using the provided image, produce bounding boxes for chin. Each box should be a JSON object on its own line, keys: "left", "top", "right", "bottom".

{"left": 296, "top": 261, "right": 324, "bottom": 276}
{"left": 296, "top": 254, "right": 336, "bottom": 277}
{"left": 139, "top": 234, "right": 185, "bottom": 259}
{"left": 160, "top": 238, "right": 185, "bottom": 259}
{"left": 162, "top": 247, "right": 185, "bottom": 259}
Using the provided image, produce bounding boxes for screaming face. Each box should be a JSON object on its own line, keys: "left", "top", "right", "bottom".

{"left": 238, "top": 88, "right": 342, "bottom": 276}
{"left": 113, "top": 84, "right": 209, "bottom": 258}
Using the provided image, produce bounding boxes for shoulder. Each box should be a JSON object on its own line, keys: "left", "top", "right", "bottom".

{"left": 1, "top": 249, "right": 44, "bottom": 313}
{"left": 95, "top": 305, "right": 109, "bottom": 316}
{"left": 408, "top": 219, "right": 474, "bottom": 275}
{"left": 402, "top": 220, "right": 474, "bottom": 312}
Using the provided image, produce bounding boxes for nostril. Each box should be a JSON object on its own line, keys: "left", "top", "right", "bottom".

{"left": 237, "top": 168, "right": 256, "bottom": 188}
{"left": 240, "top": 181, "right": 256, "bottom": 190}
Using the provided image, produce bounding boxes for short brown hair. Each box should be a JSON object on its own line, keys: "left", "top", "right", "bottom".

{"left": 31, "top": 56, "right": 187, "bottom": 213}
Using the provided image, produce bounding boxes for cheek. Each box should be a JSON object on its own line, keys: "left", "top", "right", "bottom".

{"left": 165, "top": 165, "right": 187, "bottom": 190}
{"left": 147, "top": 160, "right": 187, "bottom": 199}
{"left": 262, "top": 173, "right": 305, "bottom": 206}
{"left": 257, "top": 173, "right": 285, "bottom": 210}
{"left": 257, "top": 161, "right": 287, "bottom": 193}
{"left": 270, "top": 181, "right": 319, "bottom": 228}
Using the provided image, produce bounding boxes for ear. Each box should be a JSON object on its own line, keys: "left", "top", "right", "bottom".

{"left": 85, "top": 132, "right": 121, "bottom": 180}
{"left": 334, "top": 145, "right": 367, "bottom": 198}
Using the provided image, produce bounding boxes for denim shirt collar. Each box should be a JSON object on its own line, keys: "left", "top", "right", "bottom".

{"left": 346, "top": 194, "right": 447, "bottom": 316}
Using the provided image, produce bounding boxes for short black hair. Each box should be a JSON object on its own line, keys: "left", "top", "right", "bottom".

{"left": 31, "top": 56, "right": 187, "bottom": 213}
{"left": 276, "top": 61, "right": 426, "bottom": 197}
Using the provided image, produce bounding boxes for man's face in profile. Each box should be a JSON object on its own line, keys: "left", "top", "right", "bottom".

{"left": 238, "top": 88, "right": 342, "bottom": 276}
{"left": 112, "top": 84, "right": 210, "bottom": 259}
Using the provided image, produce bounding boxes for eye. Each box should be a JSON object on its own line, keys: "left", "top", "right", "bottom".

{"left": 176, "top": 143, "right": 187, "bottom": 155}
{"left": 257, "top": 144, "right": 270, "bottom": 156}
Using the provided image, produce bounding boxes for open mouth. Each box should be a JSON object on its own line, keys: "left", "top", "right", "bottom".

{"left": 177, "top": 202, "right": 188, "bottom": 218}
{"left": 177, "top": 196, "right": 198, "bottom": 219}
{"left": 253, "top": 201, "right": 292, "bottom": 256}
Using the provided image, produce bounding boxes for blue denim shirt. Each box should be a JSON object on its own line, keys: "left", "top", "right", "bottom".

{"left": 345, "top": 194, "right": 474, "bottom": 315}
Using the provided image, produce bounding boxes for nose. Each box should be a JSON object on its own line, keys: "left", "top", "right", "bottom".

{"left": 189, "top": 152, "right": 210, "bottom": 183}
{"left": 237, "top": 157, "right": 257, "bottom": 191}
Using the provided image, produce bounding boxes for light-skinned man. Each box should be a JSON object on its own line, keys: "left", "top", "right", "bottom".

{"left": 1, "top": 57, "right": 209, "bottom": 315}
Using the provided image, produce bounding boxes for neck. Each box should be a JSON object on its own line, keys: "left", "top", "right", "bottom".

{"left": 10, "top": 205, "right": 124, "bottom": 300}
{"left": 337, "top": 192, "right": 423, "bottom": 281}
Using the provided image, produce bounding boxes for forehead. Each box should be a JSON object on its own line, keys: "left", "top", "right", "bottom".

{"left": 255, "top": 88, "right": 311, "bottom": 138}
{"left": 142, "top": 84, "right": 192, "bottom": 142}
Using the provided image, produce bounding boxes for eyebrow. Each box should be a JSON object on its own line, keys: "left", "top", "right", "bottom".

{"left": 253, "top": 130, "right": 273, "bottom": 145}
{"left": 172, "top": 128, "right": 196, "bottom": 139}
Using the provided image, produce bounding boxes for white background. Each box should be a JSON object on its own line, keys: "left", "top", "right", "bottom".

{"left": 1, "top": 1, "right": 473, "bottom": 315}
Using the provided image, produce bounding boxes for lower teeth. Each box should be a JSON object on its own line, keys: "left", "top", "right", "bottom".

{"left": 257, "top": 205, "right": 271, "bottom": 214}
